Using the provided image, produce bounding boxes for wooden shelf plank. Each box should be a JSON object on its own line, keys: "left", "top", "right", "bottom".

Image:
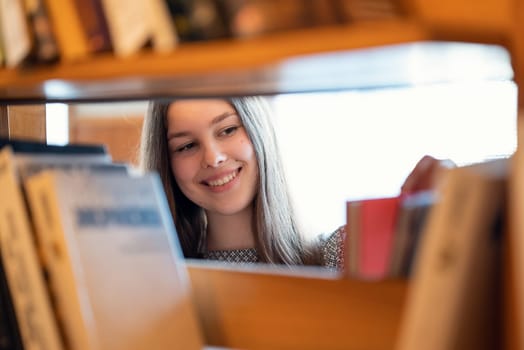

{"left": 0, "top": 17, "right": 515, "bottom": 104}
{"left": 187, "top": 261, "right": 407, "bottom": 350}
{"left": 0, "top": 20, "right": 432, "bottom": 103}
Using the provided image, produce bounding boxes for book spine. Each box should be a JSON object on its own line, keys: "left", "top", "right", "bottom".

{"left": 22, "top": 0, "right": 60, "bottom": 64}
{"left": 0, "top": 0, "right": 32, "bottom": 67}
{"left": 99, "top": 0, "right": 150, "bottom": 57}
{"left": 166, "top": 0, "right": 229, "bottom": 42}
{"left": 346, "top": 196, "right": 400, "bottom": 280}
{"left": 24, "top": 171, "right": 96, "bottom": 350}
{"left": 71, "top": 0, "right": 112, "bottom": 53}
{"left": 397, "top": 162, "right": 506, "bottom": 350}
{"left": 0, "top": 149, "right": 64, "bottom": 350}
{"left": 221, "top": 0, "right": 310, "bottom": 38}
{"left": 389, "top": 192, "right": 435, "bottom": 277}
{"left": 42, "top": 0, "right": 90, "bottom": 62}
{"left": 345, "top": 200, "right": 361, "bottom": 277}
{"left": 146, "top": 0, "right": 178, "bottom": 52}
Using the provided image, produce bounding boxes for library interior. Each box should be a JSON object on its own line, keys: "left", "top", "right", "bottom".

{"left": 0, "top": 0, "right": 523, "bottom": 349}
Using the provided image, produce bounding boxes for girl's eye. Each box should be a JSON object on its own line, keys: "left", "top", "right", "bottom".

{"left": 175, "top": 142, "right": 196, "bottom": 153}
{"left": 219, "top": 125, "right": 239, "bottom": 137}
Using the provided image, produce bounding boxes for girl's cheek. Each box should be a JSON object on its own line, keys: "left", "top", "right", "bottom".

{"left": 171, "top": 159, "right": 189, "bottom": 181}
{"left": 173, "top": 156, "right": 202, "bottom": 182}
{"left": 238, "top": 135, "right": 254, "bottom": 155}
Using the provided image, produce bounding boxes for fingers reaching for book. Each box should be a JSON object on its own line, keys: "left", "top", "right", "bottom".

{"left": 401, "top": 155, "right": 455, "bottom": 195}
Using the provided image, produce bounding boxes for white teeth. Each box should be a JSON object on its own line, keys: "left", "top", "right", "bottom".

{"left": 208, "top": 171, "right": 237, "bottom": 187}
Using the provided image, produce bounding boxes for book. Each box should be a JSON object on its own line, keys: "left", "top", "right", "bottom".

{"left": 0, "top": 147, "right": 65, "bottom": 350}
{"left": 10, "top": 160, "right": 126, "bottom": 275}
{"left": 43, "top": 0, "right": 90, "bottom": 62}
{"left": 0, "top": 137, "right": 109, "bottom": 155}
{"left": 389, "top": 190, "right": 436, "bottom": 277}
{"left": 396, "top": 158, "right": 508, "bottom": 350}
{"left": 220, "top": 0, "right": 310, "bottom": 38}
{"left": 72, "top": 0, "right": 113, "bottom": 54}
{"left": 99, "top": 0, "right": 150, "bottom": 57}
{"left": 165, "top": 0, "right": 229, "bottom": 42}
{"left": 145, "top": 0, "right": 178, "bottom": 53}
{"left": 0, "top": 138, "right": 116, "bottom": 349}
{"left": 0, "top": 138, "right": 115, "bottom": 181}
{"left": 345, "top": 195, "right": 401, "bottom": 280}
{"left": 24, "top": 169, "right": 204, "bottom": 350}
{"left": 0, "top": 142, "right": 120, "bottom": 350}
{"left": 345, "top": 200, "right": 361, "bottom": 276}
{"left": 22, "top": 0, "right": 60, "bottom": 64}
{"left": 0, "top": 0, "right": 32, "bottom": 67}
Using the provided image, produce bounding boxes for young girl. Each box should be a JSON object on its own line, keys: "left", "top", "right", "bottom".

{"left": 139, "top": 96, "right": 446, "bottom": 269}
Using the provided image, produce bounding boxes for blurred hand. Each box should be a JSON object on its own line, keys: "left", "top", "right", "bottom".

{"left": 401, "top": 155, "right": 455, "bottom": 195}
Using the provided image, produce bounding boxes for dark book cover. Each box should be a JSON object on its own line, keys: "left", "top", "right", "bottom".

{"left": 72, "top": 0, "right": 113, "bottom": 53}
{"left": 24, "top": 0, "right": 60, "bottom": 64}
{"left": 0, "top": 138, "right": 108, "bottom": 155}
{"left": 219, "top": 0, "right": 311, "bottom": 38}
{"left": 389, "top": 191, "right": 436, "bottom": 277}
{"left": 165, "top": 0, "right": 230, "bottom": 42}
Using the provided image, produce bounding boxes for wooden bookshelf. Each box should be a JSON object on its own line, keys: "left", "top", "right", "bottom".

{"left": 0, "top": 20, "right": 430, "bottom": 103}
{"left": 0, "top": 0, "right": 520, "bottom": 103}
{"left": 187, "top": 261, "right": 407, "bottom": 350}
{"left": 0, "top": 12, "right": 516, "bottom": 104}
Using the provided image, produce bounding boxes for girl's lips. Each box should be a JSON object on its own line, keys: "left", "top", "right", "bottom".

{"left": 204, "top": 168, "right": 242, "bottom": 193}
{"left": 201, "top": 167, "right": 242, "bottom": 186}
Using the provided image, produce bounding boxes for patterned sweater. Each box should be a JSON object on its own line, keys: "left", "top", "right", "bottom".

{"left": 202, "top": 226, "right": 346, "bottom": 270}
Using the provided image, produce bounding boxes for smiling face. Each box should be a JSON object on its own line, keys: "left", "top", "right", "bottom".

{"left": 166, "top": 99, "right": 259, "bottom": 216}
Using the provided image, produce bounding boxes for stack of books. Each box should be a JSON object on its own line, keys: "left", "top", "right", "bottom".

{"left": 0, "top": 138, "right": 203, "bottom": 350}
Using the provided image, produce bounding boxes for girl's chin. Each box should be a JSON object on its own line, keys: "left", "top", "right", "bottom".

{"left": 206, "top": 203, "right": 253, "bottom": 216}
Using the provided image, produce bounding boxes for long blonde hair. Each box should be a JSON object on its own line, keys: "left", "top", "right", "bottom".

{"left": 139, "top": 96, "right": 318, "bottom": 265}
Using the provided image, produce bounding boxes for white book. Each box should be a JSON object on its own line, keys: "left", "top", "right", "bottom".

{"left": 100, "top": 0, "right": 150, "bottom": 57}
{"left": 24, "top": 169, "right": 204, "bottom": 350}
{"left": 0, "top": 0, "right": 31, "bottom": 67}
{"left": 396, "top": 158, "right": 508, "bottom": 350}
{"left": 146, "top": 0, "right": 178, "bottom": 52}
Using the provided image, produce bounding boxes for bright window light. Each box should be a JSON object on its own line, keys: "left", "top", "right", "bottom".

{"left": 46, "top": 103, "right": 69, "bottom": 145}
{"left": 272, "top": 81, "right": 517, "bottom": 237}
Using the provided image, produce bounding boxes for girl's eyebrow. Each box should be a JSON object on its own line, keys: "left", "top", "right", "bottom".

{"left": 211, "top": 111, "right": 237, "bottom": 125}
{"left": 167, "top": 111, "right": 237, "bottom": 140}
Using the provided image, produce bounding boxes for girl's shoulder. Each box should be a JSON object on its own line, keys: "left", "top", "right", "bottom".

{"left": 317, "top": 225, "right": 346, "bottom": 269}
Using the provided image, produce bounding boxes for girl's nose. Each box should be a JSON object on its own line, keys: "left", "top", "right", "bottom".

{"left": 201, "top": 142, "right": 227, "bottom": 168}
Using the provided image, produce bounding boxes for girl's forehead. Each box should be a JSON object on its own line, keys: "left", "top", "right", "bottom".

{"left": 167, "top": 99, "right": 234, "bottom": 118}
{"left": 166, "top": 100, "right": 240, "bottom": 134}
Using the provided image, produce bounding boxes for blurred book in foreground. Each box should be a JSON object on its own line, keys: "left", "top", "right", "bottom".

{"left": 25, "top": 168, "right": 204, "bottom": 350}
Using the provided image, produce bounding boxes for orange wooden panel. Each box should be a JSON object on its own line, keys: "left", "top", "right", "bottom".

{"left": 187, "top": 262, "right": 407, "bottom": 350}
{"left": 5, "top": 105, "right": 46, "bottom": 141}
{"left": 69, "top": 116, "right": 143, "bottom": 165}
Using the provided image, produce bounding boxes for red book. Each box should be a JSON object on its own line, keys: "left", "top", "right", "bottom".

{"left": 346, "top": 195, "right": 401, "bottom": 280}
